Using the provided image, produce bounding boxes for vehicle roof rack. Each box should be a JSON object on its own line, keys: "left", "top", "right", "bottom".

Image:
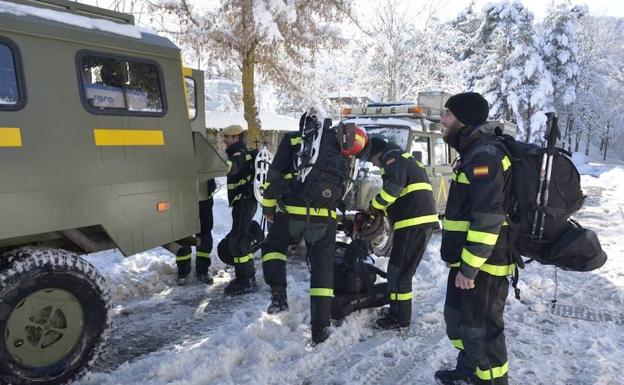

{"left": 9, "top": 0, "right": 135, "bottom": 25}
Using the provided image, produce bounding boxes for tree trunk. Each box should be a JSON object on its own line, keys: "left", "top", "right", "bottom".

{"left": 241, "top": 49, "right": 261, "bottom": 149}
{"left": 585, "top": 130, "right": 590, "bottom": 156}
{"left": 603, "top": 123, "right": 610, "bottom": 161}
{"left": 574, "top": 128, "right": 581, "bottom": 152}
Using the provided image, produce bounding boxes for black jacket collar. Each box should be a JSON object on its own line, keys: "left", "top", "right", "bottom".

{"left": 226, "top": 140, "right": 247, "bottom": 157}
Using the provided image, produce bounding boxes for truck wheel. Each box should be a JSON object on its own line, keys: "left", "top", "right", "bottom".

{"left": 370, "top": 217, "right": 394, "bottom": 257}
{"left": 0, "top": 248, "right": 111, "bottom": 385}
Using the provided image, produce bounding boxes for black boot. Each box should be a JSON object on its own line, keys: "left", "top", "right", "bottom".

{"left": 267, "top": 287, "right": 289, "bottom": 314}
{"left": 311, "top": 325, "right": 330, "bottom": 345}
{"left": 434, "top": 369, "right": 477, "bottom": 385}
{"left": 374, "top": 307, "right": 410, "bottom": 330}
{"left": 224, "top": 277, "right": 257, "bottom": 296}
{"left": 195, "top": 256, "right": 214, "bottom": 285}
{"left": 375, "top": 316, "right": 410, "bottom": 330}
{"left": 175, "top": 247, "right": 192, "bottom": 286}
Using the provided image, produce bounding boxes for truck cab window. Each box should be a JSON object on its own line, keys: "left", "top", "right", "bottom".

{"left": 185, "top": 76, "right": 197, "bottom": 120}
{"left": 0, "top": 42, "right": 20, "bottom": 107}
{"left": 78, "top": 53, "right": 165, "bottom": 115}
{"left": 434, "top": 137, "right": 451, "bottom": 165}
{"left": 411, "top": 135, "right": 430, "bottom": 165}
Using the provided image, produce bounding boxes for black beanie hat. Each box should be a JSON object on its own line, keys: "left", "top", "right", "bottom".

{"left": 444, "top": 92, "right": 489, "bottom": 126}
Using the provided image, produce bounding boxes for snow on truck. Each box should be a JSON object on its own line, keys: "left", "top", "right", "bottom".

{"left": 0, "top": 1, "right": 226, "bottom": 384}
{"left": 340, "top": 91, "right": 517, "bottom": 256}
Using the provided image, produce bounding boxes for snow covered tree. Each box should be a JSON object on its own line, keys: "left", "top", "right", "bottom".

{"left": 464, "top": 1, "right": 553, "bottom": 142}
{"left": 152, "top": 0, "right": 354, "bottom": 147}
{"left": 540, "top": 3, "right": 586, "bottom": 149}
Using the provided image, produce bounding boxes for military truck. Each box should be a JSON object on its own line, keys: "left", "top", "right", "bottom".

{"left": 340, "top": 91, "right": 517, "bottom": 255}
{"left": 0, "top": 1, "right": 226, "bottom": 384}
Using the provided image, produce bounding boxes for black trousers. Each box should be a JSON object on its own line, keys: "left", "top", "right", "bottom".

{"left": 195, "top": 198, "right": 214, "bottom": 274}
{"left": 261, "top": 213, "right": 336, "bottom": 328}
{"left": 224, "top": 198, "right": 257, "bottom": 279}
{"left": 386, "top": 227, "right": 433, "bottom": 323}
{"left": 444, "top": 268, "right": 509, "bottom": 385}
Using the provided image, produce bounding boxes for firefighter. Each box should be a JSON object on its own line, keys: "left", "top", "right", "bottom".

{"left": 217, "top": 124, "right": 258, "bottom": 296}
{"left": 261, "top": 111, "right": 368, "bottom": 344}
{"left": 175, "top": 178, "right": 216, "bottom": 286}
{"left": 434, "top": 92, "right": 514, "bottom": 385}
{"left": 362, "top": 136, "right": 439, "bottom": 329}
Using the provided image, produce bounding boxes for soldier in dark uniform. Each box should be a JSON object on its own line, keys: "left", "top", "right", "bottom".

{"left": 217, "top": 124, "right": 258, "bottom": 296}
{"left": 261, "top": 111, "right": 368, "bottom": 344}
{"left": 175, "top": 178, "right": 216, "bottom": 286}
{"left": 435, "top": 93, "right": 514, "bottom": 385}
{"left": 363, "top": 137, "right": 439, "bottom": 330}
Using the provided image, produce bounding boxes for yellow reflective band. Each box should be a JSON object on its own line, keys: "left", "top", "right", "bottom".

{"left": 451, "top": 171, "right": 470, "bottom": 184}
{"left": 476, "top": 362, "right": 509, "bottom": 380}
{"left": 467, "top": 229, "right": 499, "bottom": 246}
{"left": 227, "top": 160, "right": 232, "bottom": 173}
{"left": 290, "top": 137, "right": 302, "bottom": 145}
{"left": 379, "top": 189, "right": 398, "bottom": 204}
{"left": 399, "top": 182, "right": 433, "bottom": 197}
{"left": 480, "top": 263, "right": 516, "bottom": 277}
{"left": 196, "top": 251, "right": 211, "bottom": 258}
{"left": 310, "top": 288, "right": 334, "bottom": 297}
{"left": 502, "top": 156, "right": 512, "bottom": 171}
{"left": 401, "top": 153, "right": 412, "bottom": 159}
{"left": 231, "top": 194, "right": 243, "bottom": 205}
{"left": 176, "top": 254, "right": 191, "bottom": 261}
{"left": 0, "top": 127, "right": 22, "bottom": 147}
{"left": 451, "top": 339, "right": 464, "bottom": 350}
{"left": 234, "top": 253, "right": 253, "bottom": 264}
{"left": 461, "top": 248, "right": 487, "bottom": 268}
{"left": 94, "top": 129, "right": 164, "bottom": 146}
{"left": 372, "top": 199, "right": 386, "bottom": 210}
{"left": 393, "top": 214, "right": 439, "bottom": 230}
{"left": 262, "top": 198, "right": 277, "bottom": 208}
{"left": 246, "top": 154, "right": 253, "bottom": 161}
{"left": 284, "top": 173, "right": 295, "bottom": 179}
{"left": 262, "top": 252, "right": 287, "bottom": 262}
{"left": 285, "top": 206, "right": 337, "bottom": 219}
{"left": 380, "top": 169, "right": 385, "bottom": 176}
{"left": 263, "top": 181, "right": 270, "bottom": 189}
{"left": 227, "top": 175, "right": 252, "bottom": 189}
{"left": 443, "top": 219, "right": 470, "bottom": 232}
{"left": 390, "top": 292, "right": 413, "bottom": 301}
{"left": 449, "top": 262, "right": 461, "bottom": 268}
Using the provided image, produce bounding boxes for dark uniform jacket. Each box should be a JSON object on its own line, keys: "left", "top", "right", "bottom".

{"left": 441, "top": 125, "right": 514, "bottom": 280}
{"left": 262, "top": 131, "right": 337, "bottom": 221}
{"left": 225, "top": 140, "right": 254, "bottom": 206}
{"left": 371, "top": 149, "right": 439, "bottom": 231}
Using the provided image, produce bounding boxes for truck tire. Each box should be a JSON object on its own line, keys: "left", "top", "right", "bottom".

{"left": 0, "top": 248, "right": 111, "bottom": 385}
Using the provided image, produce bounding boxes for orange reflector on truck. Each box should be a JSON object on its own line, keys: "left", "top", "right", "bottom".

{"left": 157, "top": 202, "right": 170, "bottom": 212}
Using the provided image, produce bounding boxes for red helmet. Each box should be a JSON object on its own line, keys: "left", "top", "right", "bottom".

{"left": 339, "top": 124, "right": 368, "bottom": 156}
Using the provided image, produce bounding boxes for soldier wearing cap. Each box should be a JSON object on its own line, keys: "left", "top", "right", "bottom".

{"left": 217, "top": 124, "right": 258, "bottom": 295}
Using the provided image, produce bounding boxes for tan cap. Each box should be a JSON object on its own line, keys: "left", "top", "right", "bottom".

{"left": 222, "top": 124, "right": 245, "bottom": 136}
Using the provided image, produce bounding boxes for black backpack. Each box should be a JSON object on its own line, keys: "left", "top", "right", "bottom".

{"left": 495, "top": 134, "right": 607, "bottom": 272}
{"left": 331, "top": 240, "right": 389, "bottom": 320}
{"left": 294, "top": 125, "right": 350, "bottom": 209}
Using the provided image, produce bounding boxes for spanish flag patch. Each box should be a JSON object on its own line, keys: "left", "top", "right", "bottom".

{"left": 473, "top": 165, "right": 489, "bottom": 177}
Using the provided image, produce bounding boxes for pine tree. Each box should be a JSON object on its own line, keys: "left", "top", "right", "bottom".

{"left": 464, "top": 1, "right": 553, "bottom": 142}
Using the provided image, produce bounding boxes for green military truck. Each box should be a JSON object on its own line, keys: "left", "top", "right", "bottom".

{"left": 340, "top": 92, "right": 516, "bottom": 255}
{"left": 0, "top": 1, "right": 226, "bottom": 383}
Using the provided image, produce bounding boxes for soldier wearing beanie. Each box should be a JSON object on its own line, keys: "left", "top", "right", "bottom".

{"left": 435, "top": 92, "right": 515, "bottom": 385}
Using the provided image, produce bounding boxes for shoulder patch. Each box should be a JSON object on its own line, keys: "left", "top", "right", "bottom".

{"left": 473, "top": 164, "right": 489, "bottom": 178}
{"left": 385, "top": 157, "right": 396, "bottom": 166}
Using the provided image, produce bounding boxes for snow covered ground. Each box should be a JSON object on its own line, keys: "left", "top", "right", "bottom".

{"left": 75, "top": 164, "right": 624, "bottom": 385}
